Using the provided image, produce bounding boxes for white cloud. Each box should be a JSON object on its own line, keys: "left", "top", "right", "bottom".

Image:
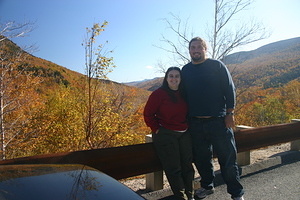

{"left": 145, "top": 65, "right": 153, "bottom": 69}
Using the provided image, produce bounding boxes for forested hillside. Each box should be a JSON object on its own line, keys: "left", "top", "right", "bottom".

{"left": 224, "top": 37, "right": 300, "bottom": 65}
{"left": 0, "top": 37, "right": 150, "bottom": 160}
{"left": 225, "top": 38, "right": 300, "bottom": 127}
{"left": 226, "top": 37, "right": 300, "bottom": 89}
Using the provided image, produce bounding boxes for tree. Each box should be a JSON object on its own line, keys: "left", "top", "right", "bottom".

{"left": 155, "top": 13, "right": 192, "bottom": 70}
{"left": 209, "top": 0, "right": 269, "bottom": 60}
{"left": 280, "top": 80, "right": 300, "bottom": 119}
{"left": 157, "top": 0, "right": 269, "bottom": 67}
{"left": 0, "top": 20, "right": 34, "bottom": 42}
{"left": 31, "top": 85, "right": 85, "bottom": 155}
{"left": 81, "top": 22, "right": 116, "bottom": 149}
{"left": 0, "top": 21, "right": 40, "bottom": 159}
{"left": 241, "top": 96, "right": 288, "bottom": 126}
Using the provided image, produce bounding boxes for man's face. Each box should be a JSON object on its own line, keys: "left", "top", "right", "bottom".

{"left": 189, "top": 40, "right": 206, "bottom": 64}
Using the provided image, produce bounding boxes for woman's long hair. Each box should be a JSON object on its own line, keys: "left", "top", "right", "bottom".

{"left": 161, "top": 67, "right": 184, "bottom": 102}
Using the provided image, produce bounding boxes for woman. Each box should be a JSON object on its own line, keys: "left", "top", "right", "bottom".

{"left": 144, "top": 67, "right": 194, "bottom": 200}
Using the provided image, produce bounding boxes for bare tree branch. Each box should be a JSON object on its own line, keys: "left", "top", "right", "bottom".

{"left": 154, "top": 13, "right": 194, "bottom": 71}
{"left": 0, "top": 20, "right": 35, "bottom": 42}
{"left": 157, "top": 0, "right": 270, "bottom": 66}
{"left": 209, "top": 0, "right": 270, "bottom": 60}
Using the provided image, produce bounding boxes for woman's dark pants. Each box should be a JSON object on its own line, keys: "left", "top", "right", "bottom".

{"left": 152, "top": 127, "right": 195, "bottom": 200}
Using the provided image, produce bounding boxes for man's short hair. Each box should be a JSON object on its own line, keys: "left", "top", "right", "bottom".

{"left": 189, "top": 37, "right": 207, "bottom": 50}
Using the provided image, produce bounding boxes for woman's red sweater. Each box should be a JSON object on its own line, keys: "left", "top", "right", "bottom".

{"left": 143, "top": 88, "right": 188, "bottom": 133}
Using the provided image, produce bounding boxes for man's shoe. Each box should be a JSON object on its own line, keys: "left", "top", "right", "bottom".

{"left": 195, "top": 187, "right": 215, "bottom": 199}
{"left": 233, "top": 196, "right": 244, "bottom": 200}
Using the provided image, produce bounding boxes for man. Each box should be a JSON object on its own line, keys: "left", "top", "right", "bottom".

{"left": 181, "top": 37, "right": 244, "bottom": 200}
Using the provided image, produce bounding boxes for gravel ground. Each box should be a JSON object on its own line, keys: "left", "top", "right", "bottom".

{"left": 120, "top": 143, "right": 291, "bottom": 195}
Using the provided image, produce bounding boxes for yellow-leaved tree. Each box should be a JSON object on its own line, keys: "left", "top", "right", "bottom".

{"left": 0, "top": 20, "right": 42, "bottom": 160}
{"left": 81, "top": 21, "right": 117, "bottom": 149}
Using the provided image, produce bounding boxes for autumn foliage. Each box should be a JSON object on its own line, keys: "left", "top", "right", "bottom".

{"left": 0, "top": 37, "right": 150, "bottom": 159}
{"left": 0, "top": 36, "right": 299, "bottom": 160}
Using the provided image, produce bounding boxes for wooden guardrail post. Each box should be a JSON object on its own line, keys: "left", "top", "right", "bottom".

{"left": 291, "top": 119, "right": 300, "bottom": 151}
{"left": 145, "top": 134, "right": 163, "bottom": 191}
{"left": 235, "top": 125, "right": 253, "bottom": 166}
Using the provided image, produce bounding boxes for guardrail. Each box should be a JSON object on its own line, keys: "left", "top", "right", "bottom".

{"left": 0, "top": 120, "right": 299, "bottom": 190}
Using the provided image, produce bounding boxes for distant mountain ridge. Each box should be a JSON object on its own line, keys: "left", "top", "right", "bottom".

{"left": 3, "top": 35, "right": 298, "bottom": 92}
{"left": 127, "top": 37, "right": 300, "bottom": 91}
{"left": 1, "top": 36, "right": 146, "bottom": 94}
{"left": 226, "top": 37, "right": 300, "bottom": 88}
{"left": 125, "top": 77, "right": 163, "bottom": 91}
{"left": 223, "top": 37, "right": 300, "bottom": 65}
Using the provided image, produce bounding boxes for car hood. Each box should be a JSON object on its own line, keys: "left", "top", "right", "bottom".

{"left": 0, "top": 164, "right": 144, "bottom": 200}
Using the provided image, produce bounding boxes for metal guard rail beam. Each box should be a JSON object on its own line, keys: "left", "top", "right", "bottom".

{"left": 0, "top": 121, "right": 299, "bottom": 180}
{"left": 235, "top": 122, "right": 300, "bottom": 152}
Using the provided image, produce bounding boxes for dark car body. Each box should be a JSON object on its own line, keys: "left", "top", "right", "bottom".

{"left": 0, "top": 164, "right": 144, "bottom": 200}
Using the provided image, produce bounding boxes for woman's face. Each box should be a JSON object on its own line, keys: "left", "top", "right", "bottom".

{"left": 167, "top": 70, "right": 181, "bottom": 90}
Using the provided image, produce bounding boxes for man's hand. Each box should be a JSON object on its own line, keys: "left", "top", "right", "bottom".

{"left": 225, "top": 114, "right": 235, "bottom": 128}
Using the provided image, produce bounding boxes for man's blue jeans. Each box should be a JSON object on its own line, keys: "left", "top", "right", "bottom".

{"left": 189, "top": 117, "right": 244, "bottom": 198}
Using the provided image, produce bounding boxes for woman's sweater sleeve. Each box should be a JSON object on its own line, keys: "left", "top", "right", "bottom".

{"left": 143, "top": 90, "right": 161, "bottom": 133}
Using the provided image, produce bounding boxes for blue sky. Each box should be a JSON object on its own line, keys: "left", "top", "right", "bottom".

{"left": 1, "top": 0, "right": 299, "bottom": 83}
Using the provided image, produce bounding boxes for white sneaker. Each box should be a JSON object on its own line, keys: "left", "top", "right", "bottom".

{"left": 233, "top": 196, "right": 244, "bottom": 200}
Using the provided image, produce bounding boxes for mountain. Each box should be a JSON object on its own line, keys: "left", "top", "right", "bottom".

{"left": 128, "top": 37, "right": 300, "bottom": 91}
{"left": 225, "top": 37, "right": 300, "bottom": 88}
{"left": 0, "top": 36, "right": 148, "bottom": 95}
{"left": 223, "top": 37, "right": 300, "bottom": 65}
{"left": 1, "top": 36, "right": 86, "bottom": 90}
{"left": 125, "top": 77, "right": 163, "bottom": 91}
{"left": 3, "top": 35, "right": 299, "bottom": 92}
